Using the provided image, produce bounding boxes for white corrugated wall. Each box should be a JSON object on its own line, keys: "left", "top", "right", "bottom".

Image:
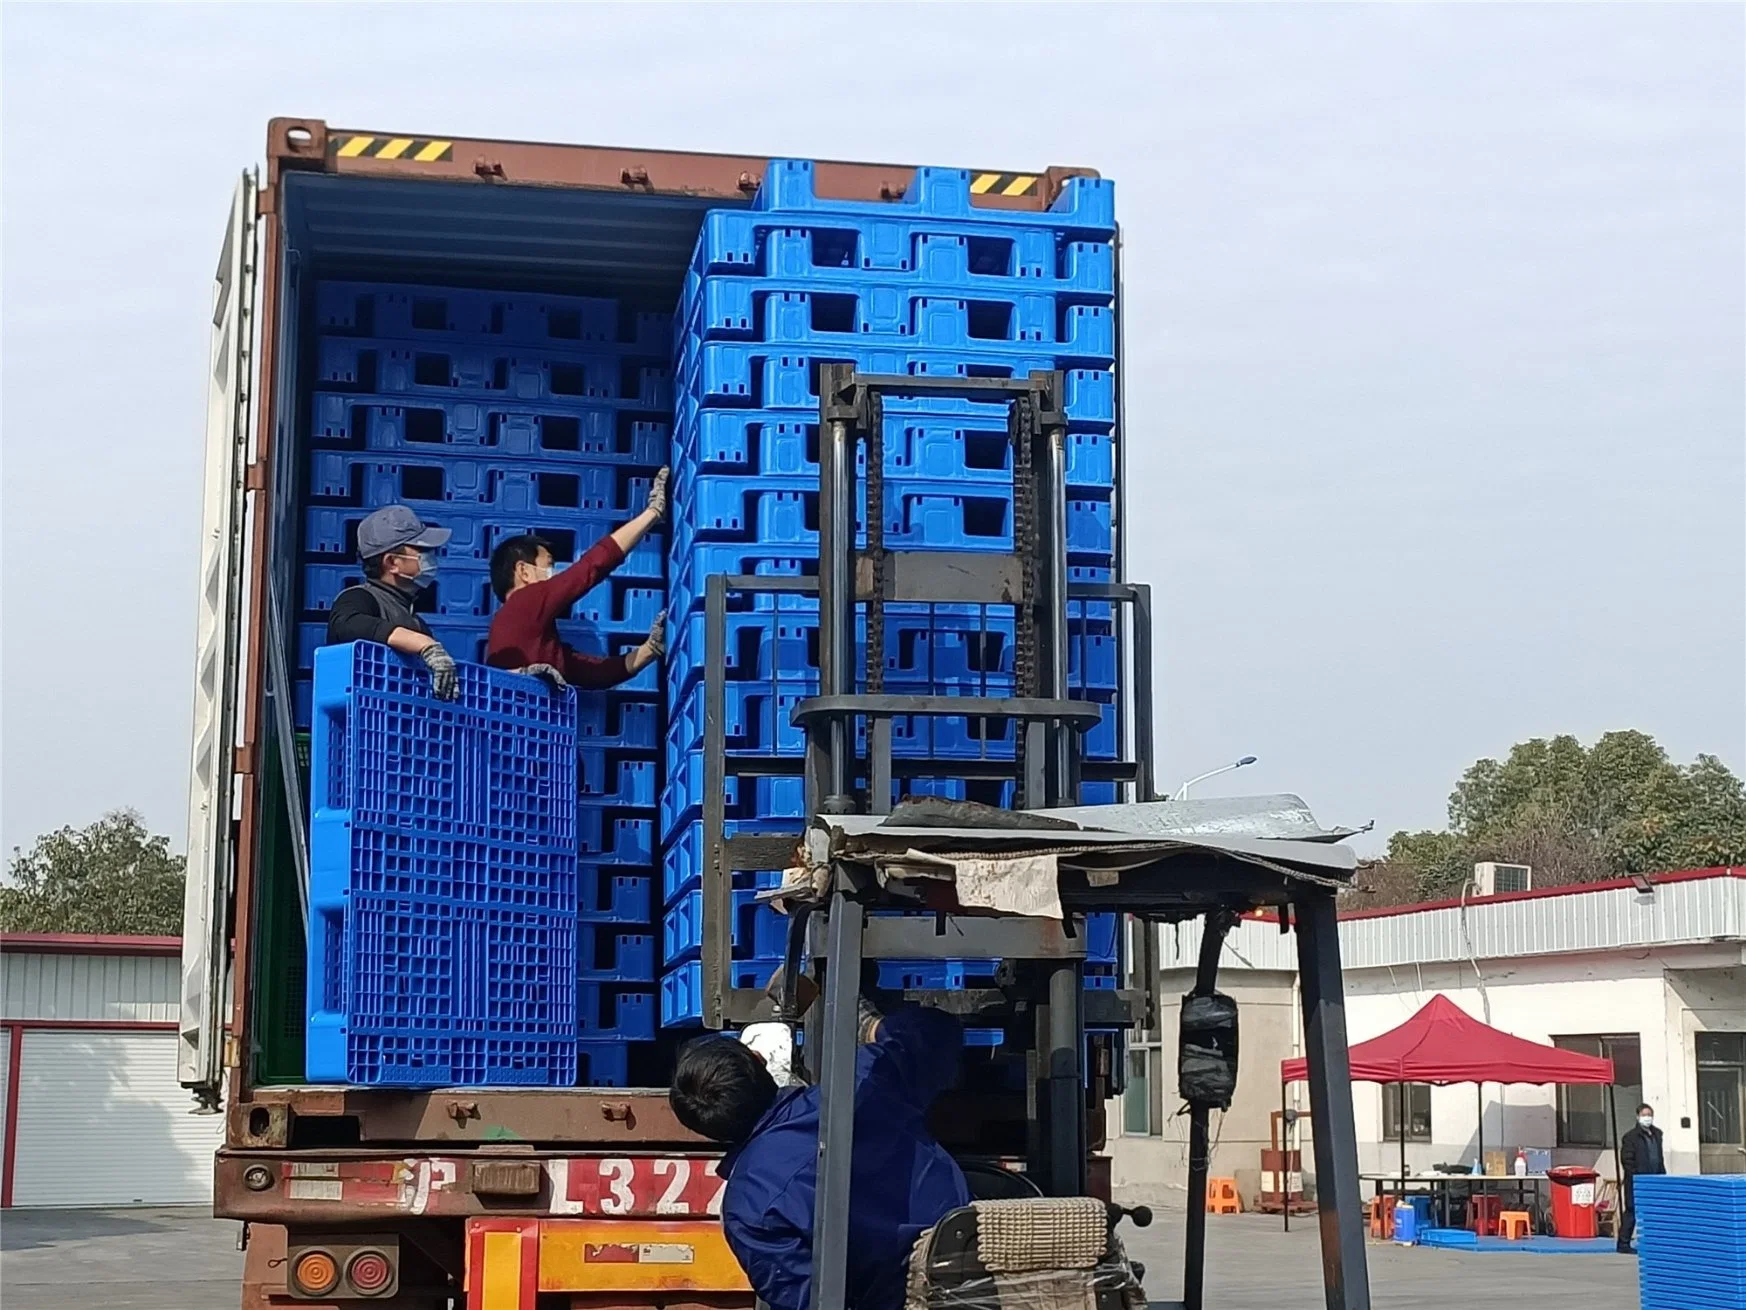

{"left": 1, "top": 951, "right": 179, "bottom": 1024}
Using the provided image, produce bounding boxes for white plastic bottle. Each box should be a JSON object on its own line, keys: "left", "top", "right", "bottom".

{"left": 1513, "top": 1149, "right": 1529, "bottom": 1177}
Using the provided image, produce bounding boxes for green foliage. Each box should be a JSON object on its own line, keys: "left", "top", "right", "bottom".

{"left": 1378, "top": 732, "right": 1746, "bottom": 903}
{"left": 0, "top": 810, "right": 186, "bottom": 935}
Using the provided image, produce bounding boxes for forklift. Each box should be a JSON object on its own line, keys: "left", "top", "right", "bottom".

{"left": 695, "top": 366, "right": 1373, "bottom": 1310}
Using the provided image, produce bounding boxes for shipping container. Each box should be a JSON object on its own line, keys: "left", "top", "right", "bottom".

{"left": 180, "top": 118, "right": 1128, "bottom": 1310}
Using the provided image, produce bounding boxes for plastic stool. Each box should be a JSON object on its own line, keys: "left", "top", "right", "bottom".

{"left": 1468, "top": 1194, "right": 1502, "bottom": 1236}
{"left": 1498, "top": 1210, "right": 1532, "bottom": 1240}
{"left": 1206, "top": 1178, "right": 1242, "bottom": 1214}
{"left": 1367, "top": 1197, "right": 1395, "bottom": 1239}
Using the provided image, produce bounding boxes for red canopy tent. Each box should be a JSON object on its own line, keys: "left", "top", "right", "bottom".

{"left": 1281, "top": 993, "right": 1615, "bottom": 1086}
{"left": 1279, "top": 994, "right": 1615, "bottom": 1191}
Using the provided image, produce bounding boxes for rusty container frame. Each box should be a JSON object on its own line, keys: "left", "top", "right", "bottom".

{"left": 225, "top": 118, "right": 1103, "bottom": 1149}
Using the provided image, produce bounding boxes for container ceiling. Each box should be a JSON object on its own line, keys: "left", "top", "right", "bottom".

{"left": 281, "top": 173, "right": 739, "bottom": 306}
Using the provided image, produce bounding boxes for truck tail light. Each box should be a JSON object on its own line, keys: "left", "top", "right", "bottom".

{"left": 290, "top": 1249, "right": 339, "bottom": 1296}
{"left": 345, "top": 1248, "right": 394, "bottom": 1296}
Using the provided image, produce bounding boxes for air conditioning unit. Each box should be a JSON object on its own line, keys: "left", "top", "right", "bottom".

{"left": 1472, "top": 862, "right": 1532, "bottom": 896}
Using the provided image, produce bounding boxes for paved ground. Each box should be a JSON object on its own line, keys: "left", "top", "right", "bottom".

{"left": 0, "top": 1207, "right": 1641, "bottom": 1309}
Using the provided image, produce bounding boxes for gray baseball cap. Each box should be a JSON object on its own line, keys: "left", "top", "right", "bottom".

{"left": 356, "top": 504, "right": 452, "bottom": 560}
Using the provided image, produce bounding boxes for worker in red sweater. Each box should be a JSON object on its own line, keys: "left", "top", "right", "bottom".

{"left": 485, "top": 467, "right": 668, "bottom": 688}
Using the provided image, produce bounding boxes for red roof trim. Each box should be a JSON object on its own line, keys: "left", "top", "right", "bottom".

{"left": 1338, "top": 866, "right": 1744, "bottom": 922}
{"left": 0, "top": 933, "right": 182, "bottom": 957}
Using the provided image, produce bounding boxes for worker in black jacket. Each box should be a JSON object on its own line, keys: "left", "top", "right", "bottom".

{"left": 324, "top": 504, "right": 459, "bottom": 699}
{"left": 1616, "top": 1101, "right": 1666, "bottom": 1253}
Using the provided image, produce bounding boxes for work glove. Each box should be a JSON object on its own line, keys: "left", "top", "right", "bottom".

{"left": 522, "top": 663, "right": 567, "bottom": 693}
{"left": 418, "top": 642, "right": 459, "bottom": 700}
{"left": 645, "top": 466, "right": 670, "bottom": 521}
{"left": 642, "top": 609, "right": 667, "bottom": 659}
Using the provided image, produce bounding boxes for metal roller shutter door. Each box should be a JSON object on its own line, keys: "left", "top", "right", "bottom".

{"left": 10, "top": 1031, "right": 225, "bottom": 1206}
{"left": 0, "top": 1028, "right": 11, "bottom": 1201}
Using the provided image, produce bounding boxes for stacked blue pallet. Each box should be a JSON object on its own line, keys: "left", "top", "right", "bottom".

{"left": 660, "top": 161, "right": 1123, "bottom": 1025}
{"left": 298, "top": 282, "right": 672, "bottom": 1085}
{"left": 306, "top": 643, "right": 582, "bottom": 1086}
{"left": 1635, "top": 1175, "right": 1746, "bottom": 1310}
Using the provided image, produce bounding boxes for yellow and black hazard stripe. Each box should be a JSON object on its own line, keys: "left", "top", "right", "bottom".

{"left": 329, "top": 135, "right": 454, "bottom": 163}
{"left": 970, "top": 172, "right": 1040, "bottom": 198}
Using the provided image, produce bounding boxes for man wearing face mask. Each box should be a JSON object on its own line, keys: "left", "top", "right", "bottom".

{"left": 1616, "top": 1101, "right": 1665, "bottom": 1254}
{"left": 484, "top": 468, "right": 669, "bottom": 688}
{"left": 325, "top": 504, "right": 459, "bottom": 699}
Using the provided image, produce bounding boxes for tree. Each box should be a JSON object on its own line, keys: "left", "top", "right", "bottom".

{"left": 1367, "top": 732, "right": 1746, "bottom": 905}
{"left": 0, "top": 810, "right": 186, "bottom": 935}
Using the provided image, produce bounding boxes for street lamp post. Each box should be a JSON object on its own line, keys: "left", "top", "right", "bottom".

{"left": 1172, "top": 756, "right": 1257, "bottom": 801}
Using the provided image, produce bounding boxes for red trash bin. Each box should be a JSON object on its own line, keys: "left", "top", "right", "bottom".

{"left": 1547, "top": 1165, "right": 1600, "bottom": 1238}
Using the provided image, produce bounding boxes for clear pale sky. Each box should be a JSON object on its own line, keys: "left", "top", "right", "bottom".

{"left": 2, "top": 3, "right": 1742, "bottom": 857}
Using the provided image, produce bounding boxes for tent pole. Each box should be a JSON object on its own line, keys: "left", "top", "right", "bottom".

{"left": 1281, "top": 1080, "right": 1290, "bottom": 1233}
{"left": 1399, "top": 1083, "right": 1407, "bottom": 1180}
{"left": 1605, "top": 1081, "right": 1621, "bottom": 1231}
{"left": 1476, "top": 1082, "right": 1484, "bottom": 1173}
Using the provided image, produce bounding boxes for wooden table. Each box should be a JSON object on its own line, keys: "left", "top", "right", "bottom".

{"left": 1361, "top": 1172, "right": 1550, "bottom": 1231}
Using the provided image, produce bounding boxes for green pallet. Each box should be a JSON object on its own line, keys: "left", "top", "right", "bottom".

{"left": 251, "top": 728, "right": 309, "bottom": 1084}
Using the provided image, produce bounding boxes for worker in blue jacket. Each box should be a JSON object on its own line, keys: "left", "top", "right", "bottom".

{"left": 670, "top": 997, "right": 969, "bottom": 1310}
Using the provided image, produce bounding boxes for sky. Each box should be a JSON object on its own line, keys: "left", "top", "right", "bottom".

{"left": 2, "top": 2, "right": 1742, "bottom": 858}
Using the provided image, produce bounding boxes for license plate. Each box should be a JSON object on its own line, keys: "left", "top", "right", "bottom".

{"left": 553, "top": 1156, "right": 728, "bottom": 1218}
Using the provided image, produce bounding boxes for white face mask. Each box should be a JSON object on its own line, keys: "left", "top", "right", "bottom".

{"left": 1637, "top": 1115, "right": 1654, "bottom": 1129}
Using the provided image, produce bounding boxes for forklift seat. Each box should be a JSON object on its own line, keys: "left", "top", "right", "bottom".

{"left": 905, "top": 1197, "right": 1147, "bottom": 1310}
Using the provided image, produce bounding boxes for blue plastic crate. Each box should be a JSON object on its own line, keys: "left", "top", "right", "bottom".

{"left": 578, "top": 984, "right": 657, "bottom": 1041}
{"left": 692, "top": 213, "right": 1114, "bottom": 292}
{"left": 660, "top": 959, "right": 781, "bottom": 1026}
{"left": 317, "top": 281, "right": 670, "bottom": 351}
{"left": 662, "top": 871, "right": 787, "bottom": 966}
{"left": 575, "top": 698, "right": 659, "bottom": 750}
{"left": 577, "top": 751, "right": 658, "bottom": 809}
{"left": 578, "top": 1043, "right": 631, "bottom": 1087}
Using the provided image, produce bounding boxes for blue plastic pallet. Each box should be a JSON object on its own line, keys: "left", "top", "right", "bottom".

{"left": 671, "top": 408, "right": 1113, "bottom": 494}
{"left": 662, "top": 871, "right": 787, "bottom": 965}
{"left": 692, "top": 214, "right": 1114, "bottom": 292}
{"left": 310, "top": 450, "right": 659, "bottom": 515}
{"left": 578, "top": 926, "right": 655, "bottom": 983}
{"left": 1636, "top": 1176, "right": 1746, "bottom": 1310}
{"left": 576, "top": 812, "right": 655, "bottom": 866}
{"left": 578, "top": 984, "right": 657, "bottom": 1041}
{"left": 303, "top": 504, "right": 665, "bottom": 575}
{"left": 662, "top": 818, "right": 802, "bottom": 905}
{"left": 310, "top": 392, "right": 670, "bottom": 464}
{"left": 318, "top": 281, "right": 671, "bottom": 351}
{"left": 682, "top": 280, "right": 1113, "bottom": 357}
{"left": 308, "top": 893, "right": 578, "bottom": 1085}
{"left": 748, "top": 160, "right": 1114, "bottom": 231}
{"left": 318, "top": 337, "right": 675, "bottom": 409}
{"left": 660, "top": 958, "right": 781, "bottom": 1027}
{"left": 312, "top": 642, "right": 578, "bottom": 846}
{"left": 578, "top": 868, "right": 652, "bottom": 924}
{"left": 676, "top": 339, "right": 1112, "bottom": 413}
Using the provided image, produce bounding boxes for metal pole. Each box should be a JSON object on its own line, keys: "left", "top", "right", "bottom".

{"left": 816, "top": 408, "right": 856, "bottom": 800}
{"left": 1296, "top": 892, "right": 1371, "bottom": 1310}
{"left": 1182, "top": 911, "right": 1236, "bottom": 1310}
{"left": 1041, "top": 959, "right": 1086, "bottom": 1196}
{"left": 810, "top": 884, "right": 865, "bottom": 1310}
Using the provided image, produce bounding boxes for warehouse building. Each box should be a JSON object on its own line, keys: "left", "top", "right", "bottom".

{"left": 0, "top": 933, "right": 223, "bottom": 1207}
{"left": 1110, "top": 867, "right": 1746, "bottom": 1205}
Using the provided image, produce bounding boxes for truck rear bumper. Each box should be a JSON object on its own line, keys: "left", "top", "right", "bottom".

{"left": 467, "top": 1218, "right": 750, "bottom": 1309}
